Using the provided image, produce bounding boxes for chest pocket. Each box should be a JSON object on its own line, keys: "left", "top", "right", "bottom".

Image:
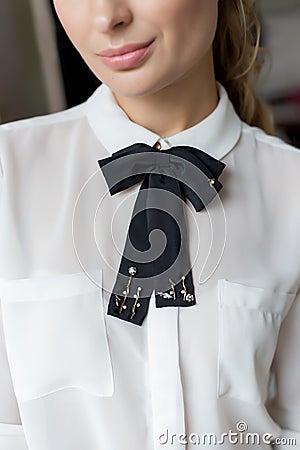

{"left": 217, "top": 279, "right": 296, "bottom": 405}
{"left": 0, "top": 270, "right": 114, "bottom": 402}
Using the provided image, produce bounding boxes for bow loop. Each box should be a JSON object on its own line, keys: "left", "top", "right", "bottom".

{"left": 98, "top": 143, "right": 226, "bottom": 211}
{"left": 98, "top": 143, "right": 152, "bottom": 195}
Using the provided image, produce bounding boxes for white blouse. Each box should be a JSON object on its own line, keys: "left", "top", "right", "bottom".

{"left": 0, "top": 83, "right": 299, "bottom": 450}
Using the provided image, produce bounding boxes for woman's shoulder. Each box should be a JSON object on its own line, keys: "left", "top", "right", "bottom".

{"left": 241, "top": 121, "right": 300, "bottom": 158}
{"left": 0, "top": 85, "right": 104, "bottom": 145}
{"left": 0, "top": 101, "right": 91, "bottom": 178}
{"left": 238, "top": 121, "right": 300, "bottom": 213}
{"left": 239, "top": 122, "right": 300, "bottom": 187}
{"left": 0, "top": 101, "right": 86, "bottom": 141}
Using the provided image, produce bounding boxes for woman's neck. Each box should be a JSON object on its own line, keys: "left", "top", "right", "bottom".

{"left": 113, "top": 52, "right": 218, "bottom": 138}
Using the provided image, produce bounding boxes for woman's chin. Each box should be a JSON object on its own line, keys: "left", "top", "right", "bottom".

{"left": 89, "top": 63, "right": 170, "bottom": 99}
{"left": 102, "top": 75, "right": 176, "bottom": 100}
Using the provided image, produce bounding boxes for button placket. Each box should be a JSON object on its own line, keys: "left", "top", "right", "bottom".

{"left": 146, "top": 297, "right": 186, "bottom": 450}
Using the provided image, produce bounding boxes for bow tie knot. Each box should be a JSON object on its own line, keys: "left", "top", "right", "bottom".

{"left": 99, "top": 143, "right": 226, "bottom": 212}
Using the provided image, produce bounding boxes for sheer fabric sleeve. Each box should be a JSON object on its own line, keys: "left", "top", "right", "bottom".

{"left": 0, "top": 163, "right": 28, "bottom": 449}
{"left": 0, "top": 423, "right": 28, "bottom": 450}
{"left": 0, "top": 301, "right": 28, "bottom": 449}
{"left": 267, "top": 286, "right": 300, "bottom": 449}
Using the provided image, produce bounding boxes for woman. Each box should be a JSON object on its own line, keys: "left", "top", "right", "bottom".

{"left": 0, "top": 0, "right": 299, "bottom": 449}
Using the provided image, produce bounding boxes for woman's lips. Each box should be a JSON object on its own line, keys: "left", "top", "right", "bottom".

{"left": 98, "top": 40, "right": 155, "bottom": 70}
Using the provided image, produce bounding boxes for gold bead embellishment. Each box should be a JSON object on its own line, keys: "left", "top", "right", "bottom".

{"left": 168, "top": 278, "right": 176, "bottom": 300}
{"left": 180, "top": 276, "right": 187, "bottom": 301}
{"left": 180, "top": 276, "right": 194, "bottom": 302}
{"left": 157, "top": 277, "right": 194, "bottom": 302}
{"left": 128, "top": 266, "right": 137, "bottom": 276}
{"left": 185, "top": 293, "right": 194, "bottom": 302}
{"left": 154, "top": 141, "right": 162, "bottom": 151}
{"left": 130, "top": 287, "right": 142, "bottom": 320}
{"left": 208, "top": 178, "right": 215, "bottom": 187}
{"left": 115, "top": 295, "right": 122, "bottom": 307}
{"left": 115, "top": 267, "right": 137, "bottom": 314}
{"left": 157, "top": 278, "right": 177, "bottom": 300}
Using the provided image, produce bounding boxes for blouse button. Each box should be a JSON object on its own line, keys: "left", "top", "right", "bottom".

{"left": 154, "top": 141, "right": 162, "bottom": 151}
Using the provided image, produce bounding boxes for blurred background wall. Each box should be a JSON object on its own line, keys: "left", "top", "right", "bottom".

{"left": 0, "top": 0, "right": 299, "bottom": 147}
{"left": 0, "top": 0, "right": 65, "bottom": 122}
{"left": 257, "top": 0, "right": 300, "bottom": 146}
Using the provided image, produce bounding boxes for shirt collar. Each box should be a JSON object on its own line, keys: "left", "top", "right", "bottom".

{"left": 85, "top": 81, "right": 242, "bottom": 161}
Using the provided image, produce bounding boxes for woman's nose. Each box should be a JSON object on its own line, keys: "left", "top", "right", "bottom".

{"left": 93, "top": 0, "right": 133, "bottom": 33}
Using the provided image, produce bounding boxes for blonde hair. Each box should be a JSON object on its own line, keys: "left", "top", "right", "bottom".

{"left": 213, "top": 0, "right": 275, "bottom": 134}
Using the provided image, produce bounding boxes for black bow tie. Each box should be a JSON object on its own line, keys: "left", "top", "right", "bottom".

{"left": 98, "top": 143, "right": 226, "bottom": 326}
